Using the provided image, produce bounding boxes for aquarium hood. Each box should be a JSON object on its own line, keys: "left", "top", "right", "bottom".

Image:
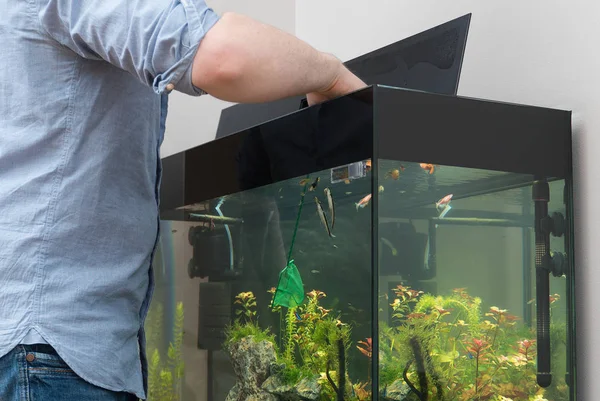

{"left": 160, "top": 85, "right": 571, "bottom": 217}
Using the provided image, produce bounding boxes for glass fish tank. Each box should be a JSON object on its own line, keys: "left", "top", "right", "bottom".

{"left": 149, "top": 85, "right": 575, "bottom": 401}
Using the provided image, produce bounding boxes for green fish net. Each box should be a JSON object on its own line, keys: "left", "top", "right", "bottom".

{"left": 271, "top": 176, "right": 310, "bottom": 309}
{"left": 272, "top": 259, "right": 304, "bottom": 308}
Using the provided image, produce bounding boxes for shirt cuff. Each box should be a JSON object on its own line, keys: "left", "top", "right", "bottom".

{"left": 152, "top": 1, "right": 220, "bottom": 96}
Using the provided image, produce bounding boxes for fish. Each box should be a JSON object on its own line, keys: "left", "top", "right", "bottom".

{"left": 324, "top": 188, "right": 335, "bottom": 230}
{"left": 384, "top": 165, "right": 405, "bottom": 180}
{"left": 345, "top": 191, "right": 352, "bottom": 195}
{"left": 344, "top": 179, "right": 351, "bottom": 184}
{"left": 378, "top": 185, "right": 385, "bottom": 193}
{"left": 381, "top": 237, "right": 398, "bottom": 256}
{"left": 299, "top": 178, "right": 311, "bottom": 186}
{"left": 311, "top": 270, "right": 321, "bottom": 274}
{"left": 420, "top": 163, "right": 436, "bottom": 174}
{"left": 436, "top": 194, "right": 453, "bottom": 211}
{"left": 365, "top": 159, "right": 372, "bottom": 172}
{"left": 436, "top": 194, "right": 453, "bottom": 218}
{"left": 295, "top": 311, "right": 302, "bottom": 321}
{"left": 309, "top": 177, "right": 320, "bottom": 192}
{"left": 315, "top": 197, "right": 335, "bottom": 238}
{"left": 355, "top": 194, "right": 372, "bottom": 211}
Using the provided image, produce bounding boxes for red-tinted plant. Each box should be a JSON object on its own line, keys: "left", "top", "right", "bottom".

{"left": 517, "top": 339, "right": 536, "bottom": 362}
{"left": 390, "top": 285, "right": 423, "bottom": 321}
{"left": 466, "top": 338, "right": 490, "bottom": 398}
{"left": 485, "top": 306, "right": 519, "bottom": 347}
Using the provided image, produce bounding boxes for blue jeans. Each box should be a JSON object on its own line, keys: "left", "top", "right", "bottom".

{"left": 0, "top": 344, "right": 138, "bottom": 401}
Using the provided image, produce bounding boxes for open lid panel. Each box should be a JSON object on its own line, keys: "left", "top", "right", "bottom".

{"left": 214, "top": 14, "right": 471, "bottom": 139}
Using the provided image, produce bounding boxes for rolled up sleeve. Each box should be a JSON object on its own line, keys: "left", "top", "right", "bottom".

{"left": 37, "top": 0, "right": 220, "bottom": 95}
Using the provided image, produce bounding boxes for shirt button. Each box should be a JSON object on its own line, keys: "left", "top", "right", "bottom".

{"left": 166, "top": 83, "right": 175, "bottom": 92}
{"left": 26, "top": 353, "right": 35, "bottom": 362}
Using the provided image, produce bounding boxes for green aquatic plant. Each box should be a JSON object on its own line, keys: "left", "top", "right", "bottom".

{"left": 146, "top": 301, "right": 186, "bottom": 401}
{"left": 284, "top": 306, "right": 298, "bottom": 363}
{"left": 380, "top": 285, "right": 565, "bottom": 401}
{"left": 312, "top": 317, "right": 351, "bottom": 400}
{"left": 225, "top": 291, "right": 275, "bottom": 347}
{"left": 224, "top": 321, "right": 276, "bottom": 346}
{"left": 227, "top": 289, "right": 365, "bottom": 401}
{"left": 234, "top": 291, "right": 257, "bottom": 324}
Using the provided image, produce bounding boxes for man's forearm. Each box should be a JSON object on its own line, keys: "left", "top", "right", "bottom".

{"left": 191, "top": 12, "right": 345, "bottom": 103}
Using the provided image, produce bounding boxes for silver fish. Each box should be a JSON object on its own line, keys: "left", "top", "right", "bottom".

{"left": 315, "top": 197, "right": 335, "bottom": 238}
{"left": 324, "top": 188, "right": 335, "bottom": 231}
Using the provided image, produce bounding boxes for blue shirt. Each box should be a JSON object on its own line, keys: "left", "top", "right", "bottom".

{"left": 0, "top": 0, "right": 219, "bottom": 398}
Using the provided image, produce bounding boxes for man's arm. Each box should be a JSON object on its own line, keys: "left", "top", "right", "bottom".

{"left": 191, "top": 12, "right": 365, "bottom": 104}
{"left": 38, "top": 1, "right": 364, "bottom": 102}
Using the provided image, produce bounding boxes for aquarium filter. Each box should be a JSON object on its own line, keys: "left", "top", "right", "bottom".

{"left": 533, "top": 179, "right": 570, "bottom": 389}
{"left": 187, "top": 213, "right": 244, "bottom": 281}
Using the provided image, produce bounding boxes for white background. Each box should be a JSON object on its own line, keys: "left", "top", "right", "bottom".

{"left": 164, "top": 1, "right": 598, "bottom": 397}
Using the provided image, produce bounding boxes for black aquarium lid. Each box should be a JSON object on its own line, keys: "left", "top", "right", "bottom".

{"left": 374, "top": 86, "right": 572, "bottom": 178}
{"left": 214, "top": 14, "right": 471, "bottom": 139}
{"left": 160, "top": 85, "right": 572, "bottom": 214}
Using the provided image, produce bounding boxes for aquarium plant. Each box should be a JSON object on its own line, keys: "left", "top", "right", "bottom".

{"left": 145, "top": 301, "right": 186, "bottom": 401}
{"left": 224, "top": 283, "right": 567, "bottom": 401}
{"left": 225, "top": 289, "right": 363, "bottom": 401}
{"left": 379, "top": 285, "right": 568, "bottom": 401}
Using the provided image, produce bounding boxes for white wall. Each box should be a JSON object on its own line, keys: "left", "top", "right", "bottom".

{"left": 296, "top": 0, "right": 598, "bottom": 397}
{"left": 160, "top": 0, "right": 296, "bottom": 157}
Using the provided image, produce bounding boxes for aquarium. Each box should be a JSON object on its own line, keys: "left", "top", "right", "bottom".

{"left": 151, "top": 85, "right": 575, "bottom": 401}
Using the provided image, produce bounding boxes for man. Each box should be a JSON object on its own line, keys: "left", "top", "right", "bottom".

{"left": 0, "top": 0, "right": 366, "bottom": 400}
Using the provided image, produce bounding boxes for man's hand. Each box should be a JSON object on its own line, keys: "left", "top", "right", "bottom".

{"left": 306, "top": 57, "right": 367, "bottom": 106}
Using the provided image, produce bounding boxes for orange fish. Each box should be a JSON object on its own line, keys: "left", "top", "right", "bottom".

{"left": 365, "top": 159, "right": 372, "bottom": 172}
{"left": 420, "top": 163, "right": 436, "bottom": 174}
{"left": 355, "top": 194, "right": 372, "bottom": 211}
